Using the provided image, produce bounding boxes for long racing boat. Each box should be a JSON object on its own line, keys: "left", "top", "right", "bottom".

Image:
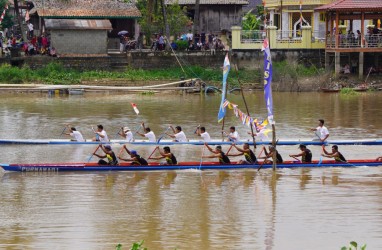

{"left": 1, "top": 160, "right": 381, "bottom": 172}
{"left": 1, "top": 138, "right": 382, "bottom": 146}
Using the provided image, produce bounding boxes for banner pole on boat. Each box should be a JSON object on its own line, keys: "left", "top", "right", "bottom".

{"left": 262, "top": 38, "right": 277, "bottom": 170}
{"left": 233, "top": 64, "right": 257, "bottom": 150}
{"left": 218, "top": 53, "right": 231, "bottom": 141}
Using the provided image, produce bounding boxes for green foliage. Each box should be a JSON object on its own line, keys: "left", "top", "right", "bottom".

{"left": 242, "top": 10, "right": 261, "bottom": 31}
{"left": 130, "top": 240, "right": 147, "bottom": 250}
{"left": 272, "top": 61, "right": 321, "bottom": 81}
{"left": 0, "top": 0, "right": 13, "bottom": 29}
{"left": 174, "top": 40, "right": 188, "bottom": 50}
{"left": 137, "top": 0, "right": 189, "bottom": 41}
{"left": 341, "top": 241, "right": 366, "bottom": 250}
{"left": 0, "top": 63, "right": 262, "bottom": 86}
{"left": 166, "top": 3, "right": 190, "bottom": 37}
{"left": 116, "top": 243, "right": 123, "bottom": 250}
{"left": 340, "top": 87, "right": 358, "bottom": 95}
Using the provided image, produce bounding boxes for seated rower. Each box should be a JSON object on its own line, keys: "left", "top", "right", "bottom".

{"left": 136, "top": 123, "right": 156, "bottom": 142}
{"left": 227, "top": 143, "right": 257, "bottom": 165}
{"left": 118, "top": 127, "right": 134, "bottom": 142}
{"left": 64, "top": 125, "right": 85, "bottom": 142}
{"left": 223, "top": 126, "right": 239, "bottom": 142}
{"left": 150, "top": 146, "right": 177, "bottom": 165}
{"left": 289, "top": 144, "right": 312, "bottom": 163}
{"left": 376, "top": 156, "right": 382, "bottom": 162}
{"left": 196, "top": 126, "right": 211, "bottom": 142}
{"left": 259, "top": 146, "right": 283, "bottom": 164}
{"left": 93, "top": 145, "right": 119, "bottom": 165}
{"left": 321, "top": 145, "right": 346, "bottom": 162}
{"left": 167, "top": 125, "right": 187, "bottom": 142}
{"left": 203, "top": 143, "right": 231, "bottom": 164}
{"left": 118, "top": 145, "right": 148, "bottom": 165}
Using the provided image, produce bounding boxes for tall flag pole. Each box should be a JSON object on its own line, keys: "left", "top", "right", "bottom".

{"left": 262, "top": 39, "right": 274, "bottom": 125}
{"left": 218, "top": 53, "right": 230, "bottom": 123}
{"left": 299, "top": 0, "right": 303, "bottom": 29}
{"left": 262, "top": 38, "right": 276, "bottom": 170}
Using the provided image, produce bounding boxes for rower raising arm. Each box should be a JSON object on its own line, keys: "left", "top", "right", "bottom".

{"left": 321, "top": 145, "right": 346, "bottom": 162}
{"left": 203, "top": 143, "right": 231, "bottom": 164}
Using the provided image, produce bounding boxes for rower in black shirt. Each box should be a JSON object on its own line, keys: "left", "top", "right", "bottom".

{"left": 203, "top": 143, "right": 231, "bottom": 164}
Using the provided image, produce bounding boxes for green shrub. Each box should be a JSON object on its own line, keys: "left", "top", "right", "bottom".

{"left": 174, "top": 40, "right": 189, "bottom": 50}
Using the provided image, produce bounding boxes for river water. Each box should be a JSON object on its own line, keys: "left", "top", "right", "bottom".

{"left": 0, "top": 91, "right": 381, "bottom": 249}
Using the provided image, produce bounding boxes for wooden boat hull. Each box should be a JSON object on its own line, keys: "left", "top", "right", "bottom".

{"left": 320, "top": 88, "right": 340, "bottom": 93}
{"left": 1, "top": 160, "right": 381, "bottom": 172}
{"left": 0, "top": 139, "right": 382, "bottom": 146}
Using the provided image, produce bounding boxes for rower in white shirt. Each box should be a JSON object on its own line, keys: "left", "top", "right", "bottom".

{"left": 64, "top": 125, "right": 85, "bottom": 142}
{"left": 167, "top": 125, "right": 188, "bottom": 142}
{"left": 136, "top": 123, "right": 156, "bottom": 142}
{"left": 118, "top": 126, "right": 134, "bottom": 142}
{"left": 223, "top": 126, "right": 239, "bottom": 142}
{"left": 196, "top": 126, "right": 211, "bottom": 142}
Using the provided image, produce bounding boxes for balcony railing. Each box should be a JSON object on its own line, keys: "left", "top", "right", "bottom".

{"left": 276, "top": 30, "right": 302, "bottom": 43}
{"left": 326, "top": 34, "right": 382, "bottom": 48}
{"left": 241, "top": 30, "right": 265, "bottom": 43}
{"left": 265, "top": 0, "right": 332, "bottom": 7}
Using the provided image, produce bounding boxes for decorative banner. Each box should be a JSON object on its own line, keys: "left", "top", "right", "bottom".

{"left": 218, "top": 53, "right": 230, "bottom": 122}
{"left": 261, "top": 38, "right": 274, "bottom": 124}
{"left": 131, "top": 103, "right": 139, "bottom": 115}
{"left": 223, "top": 99, "right": 269, "bottom": 133}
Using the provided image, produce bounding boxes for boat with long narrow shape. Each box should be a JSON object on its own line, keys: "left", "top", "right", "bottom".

{"left": 1, "top": 138, "right": 382, "bottom": 146}
{"left": 1, "top": 160, "right": 381, "bottom": 172}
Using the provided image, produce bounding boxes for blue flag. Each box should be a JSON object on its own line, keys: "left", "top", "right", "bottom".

{"left": 218, "top": 54, "right": 230, "bottom": 122}
{"left": 262, "top": 39, "right": 274, "bottom": 124}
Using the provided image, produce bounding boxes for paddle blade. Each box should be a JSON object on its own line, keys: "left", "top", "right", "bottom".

{"left": 131, "top": 103, "right": 139, "bottom": 115}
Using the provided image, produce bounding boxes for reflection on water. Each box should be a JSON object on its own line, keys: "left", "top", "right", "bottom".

{"left": 0, "top": 92, "right": 382, "bottom": 249}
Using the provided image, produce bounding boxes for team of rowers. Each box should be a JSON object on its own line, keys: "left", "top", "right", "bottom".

{"left": 62, "top": 119, "right": 381, "bottom": 166}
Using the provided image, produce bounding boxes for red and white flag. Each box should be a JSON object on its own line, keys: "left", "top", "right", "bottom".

{"left": 131, "top": 103, "right": 139, "bottom": 115}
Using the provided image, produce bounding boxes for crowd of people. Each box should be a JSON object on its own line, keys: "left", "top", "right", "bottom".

{"left": 61, "top": 119, "right": 382, "bottom": 166}
{"left": 0, "top": 31, "right": 57, "bottom": 58}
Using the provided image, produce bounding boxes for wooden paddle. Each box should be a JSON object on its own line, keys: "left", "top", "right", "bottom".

{"left": 87, "top": 145, "right": 100, "bottom": 163}
{"left": 199, "top": 145, "right": 205, "bottom": 170}
{"left": 290, "top": 156, "right": 301, "bottom": 163}
{"left": 147, "top": 147, "right": 159, "bottom": 160}
{"left": 59, "top": 126, "right": 67, "bottom": 138}
{"left": 157, "top": 127, "right": 171, "bottom": 143}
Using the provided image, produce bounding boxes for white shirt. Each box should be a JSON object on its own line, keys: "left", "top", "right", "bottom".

{"left": 229, "top": 131, "right": 239, "bottom": 142}
{"left": 70, "top": 131, "right": 84, "bottom": 142}
{"left": 98, "top": 130, "right": 109, "bottom": 143}
{"left": 28, "top": 23, "right": 33, "bottom": 31}
{"left": 174, "top": 131, "right": 187, "bottom": 142}
{"left": 316, "top": 126, "right": 329, "bottom": 140}
{"left": 125, "top": 131, "right": 133, "bottom": 142}
{"left": 145, "top": 131, "right": 156, "bottom": 142}
{"left": 200, "top": 132, "right": 211, "bottom": 142}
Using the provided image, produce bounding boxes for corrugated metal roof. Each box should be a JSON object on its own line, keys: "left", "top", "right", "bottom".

{"left": 30, "top": 0, "right": 141, "bottom": 18}
{"left": 166, "top": 0, "right": 249, "bottom": 5}
{"left": 45, "top": 19, "right": 112, "bottom": 30}
{"left": 315, "top": 0, "right": 382, "bottom": 11}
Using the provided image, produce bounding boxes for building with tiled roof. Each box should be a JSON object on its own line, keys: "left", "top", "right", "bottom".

{"left": 26, "top": 0, "right": 142, "bottom": 55}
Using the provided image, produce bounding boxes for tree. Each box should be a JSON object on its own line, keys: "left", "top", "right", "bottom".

{"left": 0, "top": 0, "right": 13, "bottom": 30}
{"left": 136, "top": 0, "right": 189, "bottom": 45}
{"left": 192, "top": 0, "right": 200, "bottom": 42}
{"left": 13, "top": 0, "right": 27, "bottom": 41}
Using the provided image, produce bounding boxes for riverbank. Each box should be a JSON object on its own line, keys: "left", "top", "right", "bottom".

{"left": 1, "top": 61, "right": 382, "bottom": 92}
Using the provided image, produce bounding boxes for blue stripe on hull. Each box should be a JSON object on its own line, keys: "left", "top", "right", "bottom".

{"left": 1, "top": 162, "right": 381, "bottom": 172}
{"left": 1, "top": 139, "right": 382, "bottom": 146}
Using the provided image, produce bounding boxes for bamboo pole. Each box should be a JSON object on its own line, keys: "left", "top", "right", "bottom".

{"left": 234, "top": 64, "right": 256, "bottom": 150}
{"left": 272, "top": 124, "right": 276, "bottom": 171}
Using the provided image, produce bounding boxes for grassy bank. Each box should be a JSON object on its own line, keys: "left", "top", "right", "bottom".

{"left": 0, "top": 62, "right": 323, "bottom": 86}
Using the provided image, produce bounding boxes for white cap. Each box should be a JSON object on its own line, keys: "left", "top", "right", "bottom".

{"left": 123, "top": 127, "right": 130, "bottom": 133}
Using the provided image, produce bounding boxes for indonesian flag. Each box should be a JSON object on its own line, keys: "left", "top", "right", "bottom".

{"left": 131, "top": 103, "right": 139, "bottom": 115}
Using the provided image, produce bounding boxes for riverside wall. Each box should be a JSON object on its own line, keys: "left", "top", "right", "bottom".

{"left": 1, "top": 49, "right": 327, "bottom": 71}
